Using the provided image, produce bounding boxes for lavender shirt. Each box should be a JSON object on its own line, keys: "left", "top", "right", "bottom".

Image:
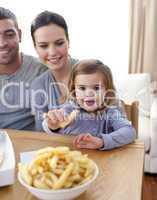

{"left": 43, "top": 101, "right": 136, "bottom": 150}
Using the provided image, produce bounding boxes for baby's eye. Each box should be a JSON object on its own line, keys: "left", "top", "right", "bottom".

{"left": 94, "top": 85, "right": 101, "bottom": 91}
{"left": 78, "top": 86, "right": 86, "bottom": 91}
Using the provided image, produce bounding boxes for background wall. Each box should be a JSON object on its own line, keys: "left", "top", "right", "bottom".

{"left": 1, "top": 0, "right": 129, "bottom": 77}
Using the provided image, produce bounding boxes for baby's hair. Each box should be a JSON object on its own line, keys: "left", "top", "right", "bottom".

{"left": 68, "top": 59, "right": 117, "bottom": 107}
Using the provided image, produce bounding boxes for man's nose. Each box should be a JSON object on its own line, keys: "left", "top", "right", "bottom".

{"left": 0, "top": 36, "right": 7, "bottom": 48}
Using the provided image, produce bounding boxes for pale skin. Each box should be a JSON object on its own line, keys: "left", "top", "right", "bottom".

{"left": 45, "top": 72, "right": 106, "bottom": 149}
{"left": 33, "top": 23, "right": 70, "bottom": 94}
{"left": 73, "top": 133, "right": 104, "bottom": 149}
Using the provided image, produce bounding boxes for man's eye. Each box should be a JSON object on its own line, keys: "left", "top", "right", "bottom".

{"left": 6, "top": 33, "right": 15, "bottom": 38}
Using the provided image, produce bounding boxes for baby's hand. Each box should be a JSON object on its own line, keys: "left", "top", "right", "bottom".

{"left": 43, "top": 109, "right": 65, "bottom": 130}
{"left": 73, "top": 133, "right": 104, "bottom": 149}
{"left": 43, "top": 109, "right": 79, "bottom": 130}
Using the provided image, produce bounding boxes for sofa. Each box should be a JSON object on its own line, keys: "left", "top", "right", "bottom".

{"left": 115, "top": 73, "right": 157, "bottom": 173}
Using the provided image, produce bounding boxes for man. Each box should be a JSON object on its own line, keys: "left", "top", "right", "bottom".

{"left": 0, "top": 7, "right": 47, "bottom": 130}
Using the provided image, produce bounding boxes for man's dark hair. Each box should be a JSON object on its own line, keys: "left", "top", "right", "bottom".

{"left": 0, "top": 7, "right": 18, "bottom": 28}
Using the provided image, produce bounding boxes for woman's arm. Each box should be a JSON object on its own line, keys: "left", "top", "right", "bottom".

{"left": 31, "top": 79, "right": 48, "bottom": 131}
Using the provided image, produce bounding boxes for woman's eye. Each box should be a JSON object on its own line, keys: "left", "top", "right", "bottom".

{"left": 39, "top": 45, "right": 48, "bottom": 49}
{"left": 56, "top": 41, "right": 65, "bottom": 46}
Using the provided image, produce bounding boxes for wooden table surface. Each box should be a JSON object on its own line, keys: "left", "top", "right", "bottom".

{"left": 0, "top": 129, "right": 145, "bottom": 200}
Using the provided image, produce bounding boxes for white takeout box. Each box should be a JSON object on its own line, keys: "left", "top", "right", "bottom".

{"left": 0, "top": 130, "right": 15, "bottom": 187}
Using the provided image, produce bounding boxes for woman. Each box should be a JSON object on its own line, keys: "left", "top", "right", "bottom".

{"left": 30, "top": 11, "right": 77, "bottom": 131}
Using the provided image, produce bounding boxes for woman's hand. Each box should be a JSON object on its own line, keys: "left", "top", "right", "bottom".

{"left": 43, "top": 109, "right": 65, "bottom": 130}
{"left": 73, "top": 133, "right": 104, "bottom": 149}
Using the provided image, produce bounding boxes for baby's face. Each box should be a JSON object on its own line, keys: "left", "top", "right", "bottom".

{"left": 74, "top": 72, "right": 106, "bottom": 112}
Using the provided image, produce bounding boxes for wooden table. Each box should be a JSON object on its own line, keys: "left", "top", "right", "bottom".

{"left": 0, "top": 129, "right": 145, "bottom": 200}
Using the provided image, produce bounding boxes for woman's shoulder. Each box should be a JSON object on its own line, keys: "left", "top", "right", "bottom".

{"left": 31, "top": 70, "right": 55, "bottom": 89}
{"left": 69, "top": 57, "right": 79, "bottom": 67}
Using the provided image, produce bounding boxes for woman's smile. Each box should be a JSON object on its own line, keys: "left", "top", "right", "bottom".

{"left": 47, "top": 56, "right": 62, "bottom": 65}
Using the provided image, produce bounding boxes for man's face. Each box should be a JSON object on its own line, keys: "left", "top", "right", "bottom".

{"left": 0, "top": 19, "right": 21, "bottom": 65}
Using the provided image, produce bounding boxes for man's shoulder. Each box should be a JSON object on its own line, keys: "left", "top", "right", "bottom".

{"left": 22, "top": 54, "right": 47, "bottom": 73}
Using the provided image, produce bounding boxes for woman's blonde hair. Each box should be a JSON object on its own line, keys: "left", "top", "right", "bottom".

{"left": 68, "top": 59, "right": 117, "bottom": 107}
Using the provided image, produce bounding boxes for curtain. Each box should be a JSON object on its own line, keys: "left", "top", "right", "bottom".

{"left": 129, "top": 0, "right": 157, "bottom": 82}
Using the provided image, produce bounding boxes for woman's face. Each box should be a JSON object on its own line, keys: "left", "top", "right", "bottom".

{"left": 34, "top": 23, "right": 69, "bottom": 71}
{"left": 75, "top": 72, "right": 106, "bottom": 112}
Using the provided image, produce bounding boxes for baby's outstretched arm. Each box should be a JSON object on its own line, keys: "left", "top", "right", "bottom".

{"left": 43, "top": 109, "right": 79, "bottom": 131}
{"left": 43, "top": 109, "right": 65, "bottom": 130}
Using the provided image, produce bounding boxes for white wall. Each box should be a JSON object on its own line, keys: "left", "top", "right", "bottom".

{"left": 1, "top": 0, "right": 129, "bottom": 77}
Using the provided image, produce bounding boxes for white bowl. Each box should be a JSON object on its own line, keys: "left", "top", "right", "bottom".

{"left": 18, "top": 162, "right": 99, "bottom": 200}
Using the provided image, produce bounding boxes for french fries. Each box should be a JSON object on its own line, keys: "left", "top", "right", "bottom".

{"left": 18, "top": 146, "right": 95, "bottom": 190}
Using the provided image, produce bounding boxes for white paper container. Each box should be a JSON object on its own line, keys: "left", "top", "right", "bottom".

{"left": 0, "top": 130, "right": 15, "bottom": 187}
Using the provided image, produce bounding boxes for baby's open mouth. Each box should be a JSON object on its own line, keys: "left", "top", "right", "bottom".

{"left": 84, "top": 100, "right": 95, "bottom": 106}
